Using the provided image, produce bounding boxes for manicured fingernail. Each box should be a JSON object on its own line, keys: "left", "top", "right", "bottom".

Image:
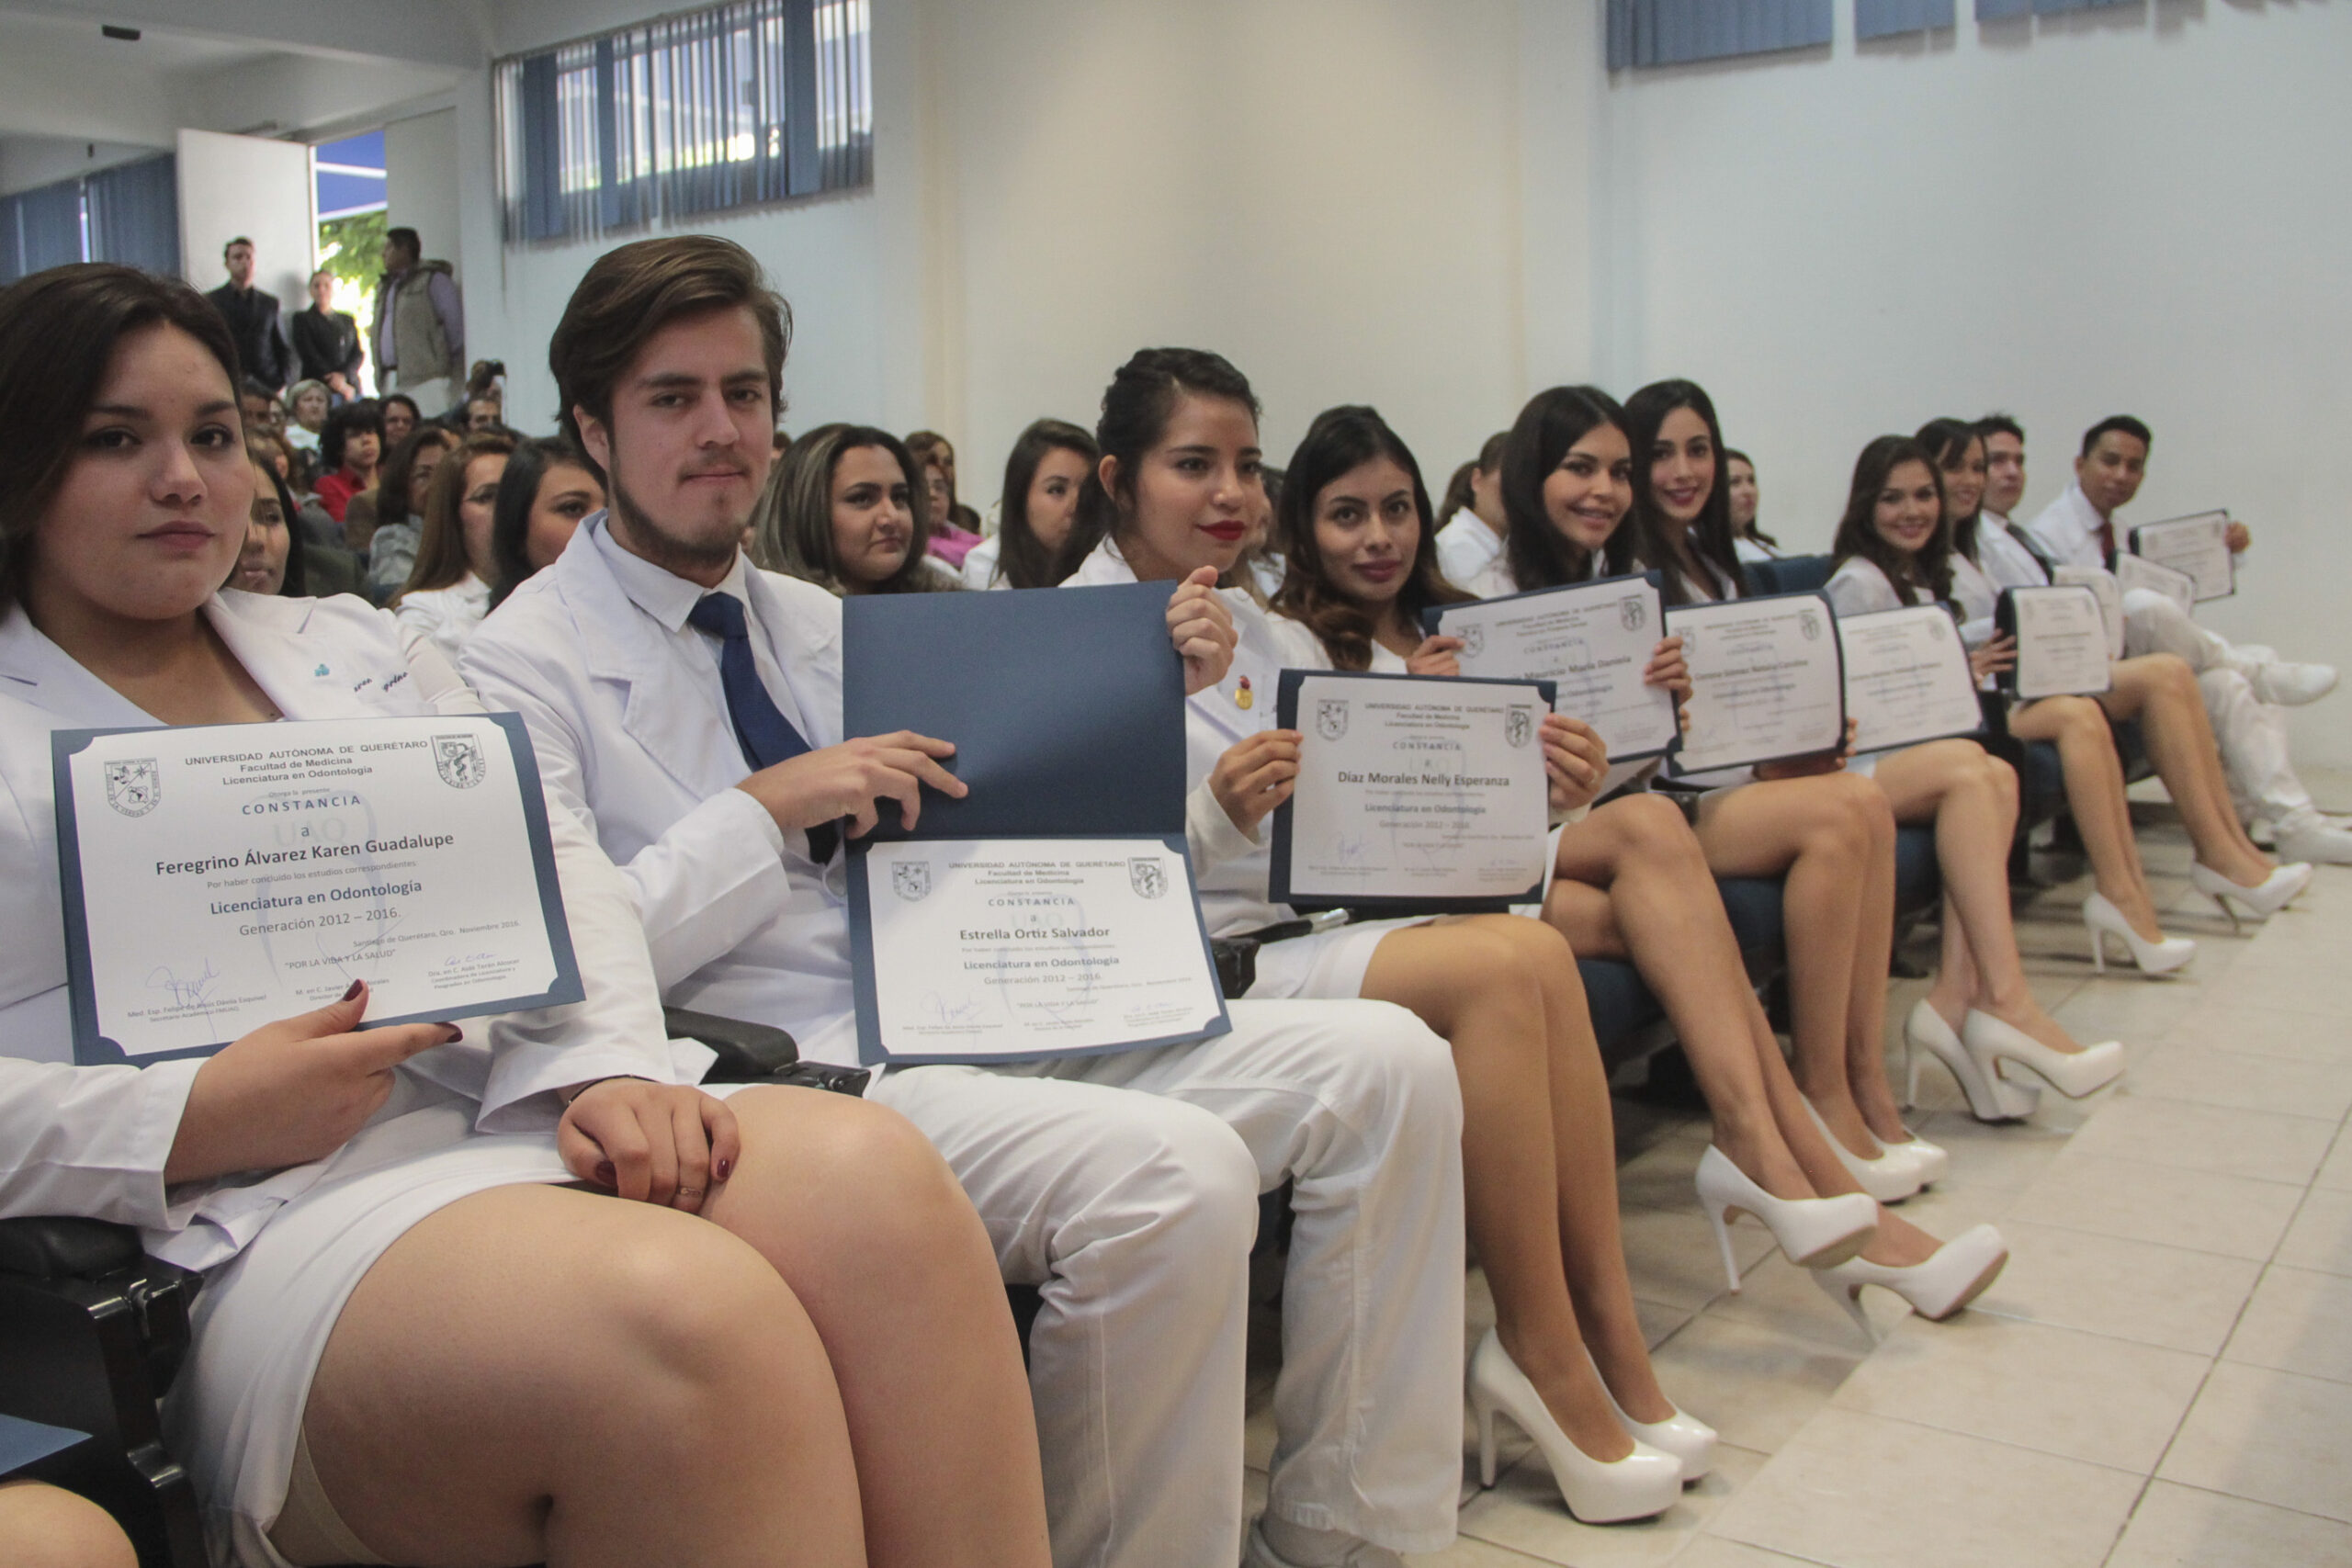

{"left": 342, "top": 978, "right": 364, "bottom": 1001}
{"left": 438, "top": 1024, "right": 464, "bottom": 1044}
{"left": 714, "top": 1156, "right": 733, "bottom": 1181}
{"left": 594, "top": 1160, "right": 616, "bottom": 1186}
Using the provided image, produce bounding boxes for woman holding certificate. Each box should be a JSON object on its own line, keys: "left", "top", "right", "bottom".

{"left": 1913, "top": 420, "right": 2309, "bottom": 940}
{"left": 0, "top": 265, "right": 1052, "bottom": 1568}
{"left": 1059, "top": 351, "right": 1696, "bottom": 1525}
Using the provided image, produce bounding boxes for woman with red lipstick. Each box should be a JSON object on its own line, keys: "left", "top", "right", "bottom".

{"left": 1062, "top": 354, "right": 1698, "bottom": 1535}
{"left": 0, "top": 265, "right": 1054, "bottom": 1568}
{"left": 753, "top": 423, "right": 959, "bottom": 594}
{"left": 1283, "top": 400, "right": 2005, "bottom": 1338}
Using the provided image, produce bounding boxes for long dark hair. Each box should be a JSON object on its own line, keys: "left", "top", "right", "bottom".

{"left": 1623, "top": 379, "right": 1739, "bottom": 606}
{"left": 378, "top": 425, "right": 458, "bottom": 529}
{"left": 752, "top": 423, "right": 946, "bottom": 594}
{"left": 1831, "top": 435, "right": 1952, "bottom": 605}
{"left": 0, "top": 265, "right": 244, "bottom": 606}
{"left": 1272, "top": 406, "right": 1469, "bottom": 670}
{"left": 488, "top": 437, "right": 593, "bottom": 609}
{"left": 1724, "top": 446, "right": 1779, "bottom": 550}
{"left": 994, "top": 418, "right": 1097, "bottom": 589}
{"left": 1914, "top": 417, "right": 1984, "bottom": 563}
{"left": 320, "top": 399, "right": 385, "bottom": 476}
{"left": 242, "top": 446, "right": 311, "bottom": 598}
{"left": 1498, "top": 385, "right": 1635, "bottom": 592}
{"left": 399, "top": 432, "right": 516, "bottom": 602}
{"left": 1053, "top": 347, "right": 1261, "bottom": 582}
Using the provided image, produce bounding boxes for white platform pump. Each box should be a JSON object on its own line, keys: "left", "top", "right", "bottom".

{"left": 1692, "top": 1145, "right": 1877, "bottom": 1291}
{"left": 1583, "top": 1347, "right": 1717, "bottom": 1482}
{"left": 1814, "top": 1224, "right": 2010, "bottom": 1342}
{"left": 2190, "top": 860, "right": 2312, "bottom": 933}
{"left": 1464, "top": 1330, "right": 1684, "bottom": 1523}
{"left": 1961, "top": 1010, "right": 2124, "bottom": 1100}
{"left": 1904, "top": 998, "right": 2037, "bottom": 1122}
{"left": 2083, "top": 892, "right": 2196, "bottom": 977}
{"left": 1799, "top": 1096, "right": 1923, "bottom": 1203}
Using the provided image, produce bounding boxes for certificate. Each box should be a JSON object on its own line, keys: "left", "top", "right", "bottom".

{"left": 2051, "top": 565, "right": 2127, "bottom": 660}
{"left": 2114, "top": 551, "right": 2197, "bottom": 615}
{"left": 1427, "top": 571, "right": 1677, "bottom": 761}
{"left": 1270, "top": 670, "right": 1555, "bottom": 913}
{"left": 1997, "top": 586, "right": 2114, "bottom": 701}
{"left": 2129, "top": 512, "right": 2234, "bottom": 602}
{"left": 1664, "top": 592, "right": 1847, "bottom": 775}
{"left": 52, "top": 715, "right": 581, "bottom": 1065}
{"left": 850, "top": 838, "right": 1224, "bottom": 1066}
{"left": 1838, "top": 606, "right": 1984, "bottom": 754}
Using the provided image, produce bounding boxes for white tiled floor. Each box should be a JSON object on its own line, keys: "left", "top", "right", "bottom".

{"left": 1242, "top": 809, "right": 2352, "bottom": 1565}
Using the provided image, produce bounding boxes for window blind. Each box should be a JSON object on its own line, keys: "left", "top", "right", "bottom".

{"left": 1606, "top": 0, "right": 1834, "bottom": 70}
{"left": 1857, "top": 0, "right": 1956, "bottom": 39}
{"left": 85, "top": 155, "right": 182, "bottom": 276}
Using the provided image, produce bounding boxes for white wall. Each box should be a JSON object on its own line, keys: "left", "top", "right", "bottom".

{"left": 175, "top": 128, "right": 314, "bottom": 310}
{"left": 385, "top": 108, "right": 462, "bottom": 282}
{"left": 1558, "top": 0, "right": 2352, "bottom": 767}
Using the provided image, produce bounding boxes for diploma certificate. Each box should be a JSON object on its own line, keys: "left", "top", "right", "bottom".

{"left": 2113, "top": 552, "right": 2197, "bottom": 616}
{"left": 853, "top": 838, "right": 1225, "bottom": 1064}
{"left": 52, "top": 715, "right": 581, "bottom": 1065}
{"left": 1838, "top": 606, "right": 1984, "bottom": 754}
{"left": 1664, "top": 593, "right": 1847, "bottom": 775}
{"left": 1428, "top": 573, "right": 1678, "bottom": 761}
{"left": 2129, "top": 512, "right": 2234, "bottom": 602}
{"left": 2051, "top": 565, "right": 2127, "bottom": 660}
{"left": 1998, "top": 586, "right": 2115, "bottom": 701}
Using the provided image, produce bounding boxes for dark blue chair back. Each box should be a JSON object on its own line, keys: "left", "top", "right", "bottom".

{"left": 1744, "top": 554, "right": 1835, "bottom": 597}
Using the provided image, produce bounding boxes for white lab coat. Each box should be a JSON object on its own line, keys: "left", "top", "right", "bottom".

{"left": 1823, "top": 554, "right": 1997, "bottom": 649}
{"left": 1433, "top": 514, "right": 1503, "bottom": 591}
{"left": 959, "top": 533, "right": 1004, "bottom": 591}
{"left": 0, "top": 589, "right": 686, "bottom": 1568}
{"left": 391, "top": 572, "right": 491, "bottom": 668}
{"left": 463, "top": 517, "right": 1468, "bottom": 1568}
{"left": 1973, "top": 511, "right": 2051, "bottom": 592}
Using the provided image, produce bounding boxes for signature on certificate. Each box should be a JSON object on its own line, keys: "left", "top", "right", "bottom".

{"left": 145, "top": 958, "right": 222, "bottom": 1012}
{"left": 922, "top": 992, "right": 987, "bottom": 1028}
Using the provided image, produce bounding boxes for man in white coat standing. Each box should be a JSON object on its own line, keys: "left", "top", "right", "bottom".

{"left": 463, "top": 236, "right": 1467, "bottom": 1568}
{"left": 2018, "top": 415, "right": 2350, "bottom": 864}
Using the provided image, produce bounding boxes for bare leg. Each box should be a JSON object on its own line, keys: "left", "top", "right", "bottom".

{"left": 1362, "top": 916, "right": 1644, "bottom": 1456}
{"left": 0, "top": 1483, "right": 137, "bottom": 1568}
{"left": 1873, "top": 740, "right": 2090, "bottom": 1056}
{"left": 300, "top": 1183, "right": 867, "bottom": 1568}
{"left": 2100, "top": 654, "right": 2275, "bottom": 885}
{"left": 702, "top": 1088, "right": 1052, "bottom": 1568}
{"left": 2010, "top": 695, "right": 2164, "bottom": 939}
{"left": 1839, "top": 783, "right": 1905, "bottom": 1145}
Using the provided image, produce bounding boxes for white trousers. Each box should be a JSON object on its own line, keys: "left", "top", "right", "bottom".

{"left": 2122, "top": 590, "right": 2319, "bottom": 832}
{"left": 870, "top": 998, "right": 1465, "bottom": 1568}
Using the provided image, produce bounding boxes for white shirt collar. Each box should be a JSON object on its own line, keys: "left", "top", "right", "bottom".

{"left": 587, "top": 510, "right": 757, "bottom": 636}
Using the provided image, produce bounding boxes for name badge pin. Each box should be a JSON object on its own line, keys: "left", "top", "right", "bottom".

{"left": 1235, "top": 675, "right": 1253, "bottom": 710}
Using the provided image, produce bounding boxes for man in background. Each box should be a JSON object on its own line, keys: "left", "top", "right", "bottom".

{"left": 205, "top": 236, "right": 291, "bottom": 394}
{"left": 370, "top": 225, "right": 464, "bottom": 417}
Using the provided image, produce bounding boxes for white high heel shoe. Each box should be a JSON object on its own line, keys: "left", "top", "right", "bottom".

{"left": 2083, "top": 892, "right": 2197, "bottom": 977}
{"left": 1813, "top": 1224, "right": 2010, "bottom": 1342}
{"left": 1584, "top": 1348, "right": 1717, "bottom": 1482}
{"left": 1962, "top": 1010, "right": 2124, "bottom": 1100}
{"left": 1904, "top": 998, "right": 2037, "bottom": 1122}
{"left": 1881, "top": 1126, "right": 1948, "bottom": 1187}
{"left": 1799, "top": 1096, "right": 1923, "bottom": 1203}
{"left": 1693, "top": 1145, "right": 1877, "bottom": 1291}
{"left": 1465, "top": 1329, "right": 1683, "bottom": 1522}
{"left": 2190, "top": 860, "right": 2313, "bottom": 932}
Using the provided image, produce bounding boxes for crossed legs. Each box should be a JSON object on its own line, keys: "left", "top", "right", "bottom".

{"left": 2098, "top": 654, "right": 2276, "bottom": 886}
{"left": 2007, "top": 694, "right": 2166, "bottom": 939}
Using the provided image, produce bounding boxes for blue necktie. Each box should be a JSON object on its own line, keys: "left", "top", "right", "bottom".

{"left": 687, "top": 592, "right": 837, "bottom": 863}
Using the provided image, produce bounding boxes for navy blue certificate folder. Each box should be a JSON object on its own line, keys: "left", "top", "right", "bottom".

{"left": 0, "top": 1414, "right": 89, "bottom": 1478}
{"left": 840, "top": 583, "right": 1228, "bottom": 1065}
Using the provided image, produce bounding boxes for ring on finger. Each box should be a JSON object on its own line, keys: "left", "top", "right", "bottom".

{"left": 675, "top": 1186, "right": 704, "bottom": 1200}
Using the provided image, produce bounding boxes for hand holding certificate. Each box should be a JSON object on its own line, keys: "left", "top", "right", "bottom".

{"left": 1997, "top": 586, "right": 2114, "bottom": 701}
{"left": 1269, "top": 670, "right": 1555, "bottom": 914}
{"left": 53, "top": 715, "right": 581, "bottom": 1064}
{"left": 1427, "top": 573, "right": 1677, "bottom": 761}
{"left": 1665, "top": 592, "right": 1847, "bottom": 775}
{"left": 1838, "top": 606, "right": 1984, "bottom": 754}
{"left": 2129, "top": 511, "right": 2234, "bottom": 602}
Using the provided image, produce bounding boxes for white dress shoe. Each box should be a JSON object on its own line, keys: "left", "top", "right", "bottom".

{"left": 2083, "top": 891, "right": 2197, "bottom": 977}
{"left": 1693, "top": 1145, "right": 1877, "bottom": 1290}
{"left": 1464, "top": 1329, "right": 1683, "bottom": 1522}
{"left": 1815, "top": 1224, "right": 2010, "bottom": 1342}
{"left": 2245, "top": 660, "right": 2338, "bottom": 706}
{"left": 1584, "top": 1347, "right": 1717, "bottom": 1482}
{"left": 1799, "top": 1095, "right": 1923, "bottom": 1203}
{"left": 1881, "top": 1127, "right": 1949, "bottom": 1186}
{"left": 1244, "top": 1523, "right": 1402, "bottom": 1568}
{"left": 2275, "top": 820, "right": 2352, "bottom": 866}
{"left": 1962, "top": 1010, "right": 2125, "bottom": 1100}
{"left": 2191, "top": 859, "right": 2316, "bottom": 930}
{"left": 1905, "top": 998, "right": 2037, "bottom": 1122}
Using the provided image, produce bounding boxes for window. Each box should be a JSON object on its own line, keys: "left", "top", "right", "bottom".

{"left": 496, "top": 0, "right": 872, "bottom": 245}
{"left": 0, "top": 155, "right": 178, "bottom": 286}
{"left": 1605, "top": 1, "right": 1834, "bottom": 70}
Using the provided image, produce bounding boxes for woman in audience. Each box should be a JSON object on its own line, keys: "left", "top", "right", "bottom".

{"left": 488, "top": 436, "right": 605, "bottom": 610}
{"left": 0, "top": 263, "right": 1052, "bottom": 1568}
{"left": 1276, "top": 401, "right": 2005, "bottom": 1338}
{"left": 311, "top": 400, "right": 382, "bottom": 525}
{"left": 1060, "top": 350, "right": 1698, "bottom": 1527}
{"left": 392, "top": 432, "right": 515, "bottom": 663}
{"left": 754, "top": 423, "right": 957, "bottom": 594}
{"left": 363, "top": 426, "right": 458, "bottom": 597}
{"left": 379, "top": 392, "right": 420, "bottom": 450}
{"left": 0, "top": 1482, "right": 136, "bottom": 1568}
{"left": 1618, "top": 380, "right": 2123, "bottom": 1134}
{"left": 282, "top": 378, "right": 330, "bottom": 458}
{"left": 1724, "top": 448, "right": 1781, "bottom": 563}
{"left": 1432, "top": 430, "right": 1510, "bottom": 590}
{"left": 905, "top": 430, "right": 985, "bottom": 569}
{"left": 230, "top": 447, "right": 304, "bottom": 596}
{"left": 1914, "top": 420, "right": 2306, "bottom": 937}
{"left": 965, "top": 417, "right": 1095, "bottom": 589}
